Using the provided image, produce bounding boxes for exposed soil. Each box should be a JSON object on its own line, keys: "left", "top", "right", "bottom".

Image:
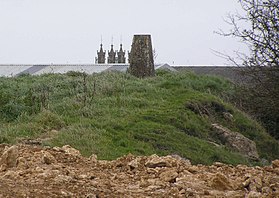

{"left": 0, "top": 144, "right": 278, "bottom": 197}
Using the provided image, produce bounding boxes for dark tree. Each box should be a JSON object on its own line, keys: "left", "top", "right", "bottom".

{"left": 219, "top": 0, "right": 279, "bottom": 138}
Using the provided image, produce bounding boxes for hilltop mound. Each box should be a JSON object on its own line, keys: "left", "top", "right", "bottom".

{"left": 0, "top": 144, "right": 278, "bottom": 197}
{"left": 0, "top": 71, "right": 279, "bottom": 165}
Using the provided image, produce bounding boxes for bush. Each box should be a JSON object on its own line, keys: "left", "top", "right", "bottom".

{"left": 34, "top": 110, "right": 66, "bottom": 131}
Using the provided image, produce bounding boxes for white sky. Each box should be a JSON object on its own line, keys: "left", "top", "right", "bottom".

{"left": 0, "top": 0, "right": 247, "bottom": 65}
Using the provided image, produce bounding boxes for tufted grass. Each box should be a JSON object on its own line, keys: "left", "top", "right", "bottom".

{"left": 0, "top": 70, "right": 278, "bottom": 165}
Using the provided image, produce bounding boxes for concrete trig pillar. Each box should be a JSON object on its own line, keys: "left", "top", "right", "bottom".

{"left": 129, "top": 35, "right": 155, "bottom": 78}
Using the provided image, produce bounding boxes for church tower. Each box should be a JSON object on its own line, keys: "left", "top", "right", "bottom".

{"left": 107, "top": 44, "right": 116, "bottom": 64}
{"left": 117, "top": 44, "right": 126, "bottom": 63}
{"left": 97, "top": 44, "right": 106, "bottom": 64}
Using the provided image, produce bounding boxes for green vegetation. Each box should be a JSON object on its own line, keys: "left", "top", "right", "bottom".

{"left": 0, "top": 70, "right": 278, "bottom": 165}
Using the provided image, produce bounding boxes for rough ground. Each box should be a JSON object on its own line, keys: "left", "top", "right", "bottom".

{"left": 0, "top": 144, "right": 278, "bottom": 198}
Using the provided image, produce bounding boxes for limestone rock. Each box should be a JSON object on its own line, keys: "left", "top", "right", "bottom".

{"left": 145, "top": 155, "right": 169, "bottom": 168}
{"left": 89, "top": 154, "right": 98, "bottom": 163}
{"left": 17, "top": 157, "right": 29, "bottom": 169}
{"left": 61, "top": 145, "right": 81, "bottom": 157}
{"left": 0, "top": 144, "right": 278, "bottom": 197}
{"left": 60, "top": 190, "right": 74, "bottom": 197}
{"left": 212, "top": 124, "right": 259, "bottom": 160}
{"left": 55, "top": 175, "right": 73, "bottom": 184}
{"left": 53, "top": 146, "right": 63, "bottom": 152}
{"left": 42, "top": 151, "right": 56, "bottom": 165}
{"left": 210, "top": 172, "right": 232, "bottom": 191}
{"left": 170, "top": 154, "right": 191, "bottom": 166}
{"left": 243, "top": 177, "right": 251, "bottom": 188}
{"left": 247, "top": 191, "right": 262, "bottom": 198}
{"left": 0, "top": 145, "right": 19, "bottom": 170}
{"left": 159, "top": 170, "right": 178, "bottom": 182}
{"left": 262, "top": 186, "right": 271, "bottom": 194}
{"left": 249, "top": 176, "right": 263, "bottom": 192}
{"left": 187, "top": 166, "right": 200, "bottom": 174}
{"left": 213, "top": 162, "right": 226, "bottom": 167}
{"left": 225, "top": 190, "right": 245, "bottom": 198}
{"left": 272, "top": 160, "right": 279, "bottom": 169}
{"left": 1, "top": 170, "right": 20, "bottom": 181}
{"left": 85, "top": 194, "right": 97, "bottom": 198}
{"left": 128, "top": 158, "right": 140, "bottom": 169}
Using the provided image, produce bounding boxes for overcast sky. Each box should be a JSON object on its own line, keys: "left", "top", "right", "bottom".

{"left": 0, "top": 0, "right": 247, "bottom": 65}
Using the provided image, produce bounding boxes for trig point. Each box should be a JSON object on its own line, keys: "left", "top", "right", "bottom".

{"left": 129, "top": 35, "right": 155, "bottom": 78}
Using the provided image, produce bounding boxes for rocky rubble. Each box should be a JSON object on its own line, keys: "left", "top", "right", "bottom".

{"left": 212, "top": 124, "right": 260, "bottom": 160}
{"left": 0, "top": 144, "right": 278, "bottom": 197}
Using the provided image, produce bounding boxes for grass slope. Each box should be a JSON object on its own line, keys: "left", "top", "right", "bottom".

{"left": 0, "top": 70, "right": 278, "bottom": 165}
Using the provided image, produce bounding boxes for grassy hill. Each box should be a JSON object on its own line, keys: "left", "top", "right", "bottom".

{"left": 0, "top": 70, "right": 278, "bottom": 165}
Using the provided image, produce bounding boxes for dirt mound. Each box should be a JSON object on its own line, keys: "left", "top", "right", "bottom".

{"left": 0, "top": 144, "right": 278, "bottom": 197}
